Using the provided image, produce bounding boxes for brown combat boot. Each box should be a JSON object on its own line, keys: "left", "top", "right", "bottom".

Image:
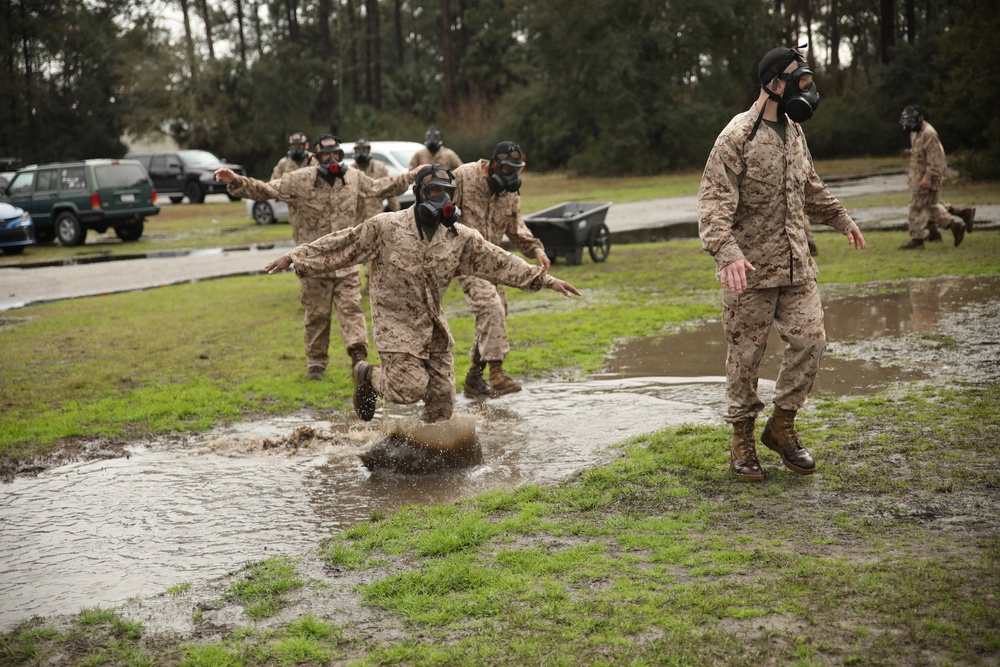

{"left": 463, "top": 362, "right": 491, "bottom": 398}
{"left": 926, "top": 225, "right": 943, "bottom": 242}
{"left": 731, "top": 419, "right": 764, "bottom": 481}
{"left": 307, "top": 365, "right": 325, "bottom": 380}
{"left": 961, "top": 207, "right": 976, "bottom": 233}
{"left": 951, "top": 220, "right": 965, "bottom": 247}
{"left": 807, "top": 240, "right": 819, "bottom": 257}
{"left": 347, "top": 343, "right": 368, "bottom": 368}
{"left": 761, "top": 406, "right": 816, "bottom": 475}
{"left": 488, "top": 360, "right": 522, "bottom": 397}
{"left": 898, "top": 238, "right": 925, "bottom": 250}
{"left": 352, "top": 361, "right": 377, "bottom": 421}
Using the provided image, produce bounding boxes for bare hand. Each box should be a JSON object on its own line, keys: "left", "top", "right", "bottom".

{"left": 549, "top": 278, "right": 581, "bottom": 297}
{"left": 265, "top": 255, "right": 292, "bottom": 274}
{"left": 536, "top": 249, "right": 551, "bottom": 271}
{"left": 846, "top": 226, "right": 867, "bottom": 249}
{"left": 919, "top": 177, "right": 932, "bottom": 189}
{"left": 720, "top": 259, "right": 756, "bottom": 294}
{"left": 214, "top": 168, "right": 238, "bottom": 184}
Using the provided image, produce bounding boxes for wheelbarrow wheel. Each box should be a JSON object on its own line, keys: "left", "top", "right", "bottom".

{"left": 588, "top": 222, "right": 611, "bottom": 262}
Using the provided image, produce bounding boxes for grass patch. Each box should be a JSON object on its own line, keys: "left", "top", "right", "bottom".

{"left": 227, "top": 557, "right": 304, "bottom": 619}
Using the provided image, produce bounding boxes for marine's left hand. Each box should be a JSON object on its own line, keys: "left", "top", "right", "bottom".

{"left": 549, "top": 278, "right": 581, "bottom": 297}
{"left": 535, "top": 248, "right": 551, "bottom": 271}
{"left": 265, "top": 255, "right": 292, "bottom": 274}
{"left": 846, "top": 226, "right": 867, "bottom": 250}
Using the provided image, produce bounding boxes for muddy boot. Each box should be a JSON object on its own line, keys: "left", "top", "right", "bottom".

{"left": 307, "top": 365, "right": 325, "bottom": 380}
{"left": 761, "top": 406, "right": 816, "bottom": 475}
{"left": 926, "top": 225, "right": 943, "bottom": 242}
{"left": 731, "top": 419, "right": 763, "bottom": 482}
{"left": 951, "top": 220, "right": 965, "bottom": 247}
{"left": 347, "top": 343, "right": 368, "bottom": 368}
{"left": 463, "top": 362, "right": 491, "bottom": 398}
{"left": 962, "top": 207, "right": 976, "bottom": 233}
{"left": 352, "top": 361, "right": 377, "bottom": 421}
{"left": 488, "top": 360, "right": 522, "bottom": 397}
{"left": 898, "top": 238, "right": 925, "bottom": 250}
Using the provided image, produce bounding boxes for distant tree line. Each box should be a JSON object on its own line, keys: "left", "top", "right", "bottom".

{"left": 1, "top": 0, "right": 996, "bottom": 180}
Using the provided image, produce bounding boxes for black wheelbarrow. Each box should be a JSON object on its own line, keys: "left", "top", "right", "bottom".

{"left": 523, "top": 201, "right": 613, "bottom": 265}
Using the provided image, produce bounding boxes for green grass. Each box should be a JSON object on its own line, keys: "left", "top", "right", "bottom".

{"left": 227, "top": 557, "right": 304, "bottom": 619}
{"left": 6, "top": 384, "right": 996, "bottom": 665}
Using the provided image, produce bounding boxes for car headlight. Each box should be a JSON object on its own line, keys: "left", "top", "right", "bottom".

{"left": 17, "top": 212, "right": 32, "bottom": 227}
{"left": 200, "top": 172, "right": 214, "bottom": 182}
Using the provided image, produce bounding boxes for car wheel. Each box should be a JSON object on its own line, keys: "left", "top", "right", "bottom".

{"left": 1, "top": 246, "right": 25, "bottom": 255}
{"left": 227, "top": 193, "right": 241, "bottom": 202}
{"left": 56, "top": 211, "right": 87, "bottom": 246}
{"left": 252, "top": 201, "right": 276, "bottom": 225}
{"left": 115, "top": 220, "right": 144, "bottom": 241}
{"left": 184, "top": 180, "right": 205, "bottom": 204}
{"left": 169, "top": 195, "right": 184, "bottom": 204}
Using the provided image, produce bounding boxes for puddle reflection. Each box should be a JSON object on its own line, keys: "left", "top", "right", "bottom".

{"left": 1, "top": 274, "right": 996, "bottom": 629}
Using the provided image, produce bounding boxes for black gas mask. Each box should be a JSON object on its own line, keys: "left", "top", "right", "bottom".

{"left": 770, "top": 63, "right": 820, "bottom": 123}
{"left": 487, "top": 141, "right": 526, "bottom": 196}
{"left": 414, "top": 165, "right": 461, "bottom": 238}
{"left": 425, "top": 127, "right": 444, "bottom": 154}
{"left": 899, "top": 105, "right": 923, "bottom": 133}
{"left": 353, "top": 138, "right": 372, "bottom": 167}
{"left": 288, "top": 133, "right": 308, "bottom": 162}
{"left": 314, "top": 135, "right": 346, "bottom": 184}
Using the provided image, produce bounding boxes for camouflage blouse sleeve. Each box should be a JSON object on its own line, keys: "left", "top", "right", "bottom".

{"left": 697, "top": 133, "right": 747, "bottom": 270}
{"left": 228, "top": 172, "right": 300, "bottom": 202}
{"left": 456, "top": 228, "right": 554, "bottom": 292}
{"left": 357, "top": 168, "right": 414, "bottom": 200}
{"left": 288, "top": 218, "right": 378, "bottom": 279}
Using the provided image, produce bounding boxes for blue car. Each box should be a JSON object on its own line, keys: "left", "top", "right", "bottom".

{"left": 0, "top": 201, "right": 35, "bottom": 255}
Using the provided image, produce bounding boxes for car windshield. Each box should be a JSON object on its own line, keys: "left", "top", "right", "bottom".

{"left": 391, "top": 148, "right": 419, "bottom": 168}
{"left": 95, "top": 164, "right": 149, "bottom": 188}
{"left": 177, "top": 150, "right": 223, "bottom": 167}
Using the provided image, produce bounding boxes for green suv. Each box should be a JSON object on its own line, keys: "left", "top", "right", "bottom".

{"left": 0, "top": 159, "right": 159, "bottom": 246}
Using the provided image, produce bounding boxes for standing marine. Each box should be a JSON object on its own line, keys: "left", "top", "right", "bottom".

{"left": 408, "top": 126, "right": 463, "bottom": 171}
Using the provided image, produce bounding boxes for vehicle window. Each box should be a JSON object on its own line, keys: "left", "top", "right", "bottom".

{"left": 35, "top": 169, "right": 59, "bottom": 192}
{"left": 132, "top": 155, "right": 151, "bottom": 169}
{"left": 391, "top": 149, "right": 418, "bottom": 168}
{"left": 150, "top": 155, "right": 166, "bottom": 171}
{"left": 166, "top": 156, "right": 182, "bottom": 169}
{"left": 95, "top": 164, "right": 149, "bottom": 188}
{"left": 8, "top": 172, "right": 34, "bottom": 194}
{"left": 371, "top": 153, "right": 392, "bottom": 167}
{"left": 177, "top": 150, "right": 222, "bottom": 166}
{"left": 60, "top": 166, "right": 87, "bottom": 190}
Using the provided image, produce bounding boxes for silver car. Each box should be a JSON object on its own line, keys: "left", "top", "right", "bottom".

{"left": 246, "top": 140, "right": 424, "bottom": 225}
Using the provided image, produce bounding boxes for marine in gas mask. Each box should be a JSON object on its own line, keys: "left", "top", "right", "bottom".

{"left": 408, "top": 125, "right": 464, "bottom": 170}
{"left": 271, "top": 131, "right": 317, "bottom": 180}
{"left": 697, "top": 45, "right": 867, "bottom": 483}
{"left": 451, "top": 141, "right": 551, "bottom": 399}
{"left": 352, "top": 138, "right": 400, "bottom": 227}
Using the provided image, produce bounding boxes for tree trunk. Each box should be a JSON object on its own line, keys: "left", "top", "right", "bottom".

{"left": 904, "top": 0, "right": 915, "bottom": 42}
{"left": 234, "top": 0, "right": 247, "bottom": 65}
{"left": 880, "top": 0, "right": 895, "bottom": 64}
{"left": 367, "top": 0, "right": 382, "bottom": 110}
{"left": 198, "top": 0, "right": 215, "bottom": 60}
{"left": 457, "top": 0, "right": 468, "bottom": 95}
{"left": 393, "top": 0, "right": 403, "bottom": 67}
{"left": 318, "top": 0, "right": 335, "bottom": 121}
{"left": 178, "top": 0, "right": 197, "bottom": 81}
{"left": 829, "top": 0, "right": 841, "bottom": 90}
{"left": 18, "top": 0, "right": 35, "bottom": 142}
{"left": 286, "top": 0, "right": 299, "bottom": 43}
{"left": 363, "top": 0, "right": 371, "bottom": 104}
{"left": 346, "top": 0, "right": 360, "bottom": 104}
{"left": 442, "top": 0, "right": 455, "bottom": 116}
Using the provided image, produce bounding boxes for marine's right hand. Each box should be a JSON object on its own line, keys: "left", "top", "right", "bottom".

{"left": 214, "top": 168, "right": 238, "bottom": 183}
{"left": 720, "top": 259, "right": 755, "bottom": 294}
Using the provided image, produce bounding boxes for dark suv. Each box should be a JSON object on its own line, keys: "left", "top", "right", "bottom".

{"left": 1, "top": 159, "right": 159, "bottom": 246}
{"left": 125, "top": 150, "right": 245, "bottom": 204}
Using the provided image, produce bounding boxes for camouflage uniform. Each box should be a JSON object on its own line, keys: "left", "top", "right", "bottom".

{"left": 699, "top": 105, "right": 858, "bottom": 423}
{"left": 227, "top": 167, "right": 413, "bottom": 371}
{"left": 408, "top": 146, "right": 463, "bottom": 171}
{"left": 286, "top": 209, "right": 555, "bottom": 422}
{"left": 452, "top": 159, "right": 545, "bottom": 363}
{"left": 271, "top": 152, "right": 317, "bottom": 181}
{"left": 906, "top": 121, "right": 959, "bottom": 241}
{"left": 354, "top": 160, "right": 400, "bottom": 226}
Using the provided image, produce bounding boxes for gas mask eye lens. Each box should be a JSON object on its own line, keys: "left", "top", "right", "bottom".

{"left": 798, "top": 72, "right": 814, "bottom": 89}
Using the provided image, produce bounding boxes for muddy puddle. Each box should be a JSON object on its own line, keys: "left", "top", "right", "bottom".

{"left": 2, "top": 274, "right": 997, "bottom": 629}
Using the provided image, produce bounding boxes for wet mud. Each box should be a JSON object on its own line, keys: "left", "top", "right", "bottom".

{"left": 1, "top": 274, "right": 998, "bottom": 630}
